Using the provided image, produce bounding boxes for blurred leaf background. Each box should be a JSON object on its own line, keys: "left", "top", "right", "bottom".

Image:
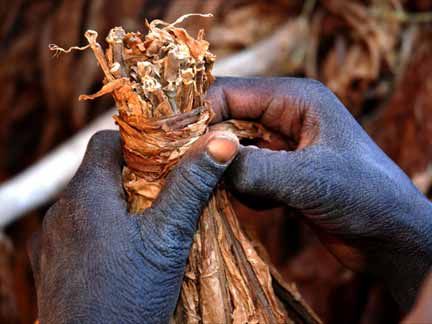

{"left": 1, "top": 0, "right": 432, "bottom": 323}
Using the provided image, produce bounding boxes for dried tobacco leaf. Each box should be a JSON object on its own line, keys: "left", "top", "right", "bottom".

{"left": 55, "top": 14, "right": 321, "bottom": 324}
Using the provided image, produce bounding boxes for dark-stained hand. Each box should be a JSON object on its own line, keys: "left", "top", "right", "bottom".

{"left": 207, "top": 77, "right": 432, "bottom": 309}
{"left": 28, "top": 130, "right": 238, "bottom": 324}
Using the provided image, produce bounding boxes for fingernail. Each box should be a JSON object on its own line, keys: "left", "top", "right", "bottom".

{"left": 207, "top": 135, "right": 239, "bottom": 163}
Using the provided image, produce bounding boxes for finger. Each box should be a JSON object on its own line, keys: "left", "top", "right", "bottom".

{"left": 66, "top": 130, "right": 124, "bottom": 200}
{"left": 207, "top": 77, "right": 313, "bottom": 128}
{"left": 206, "top": 77, "right": 278, "bottom": 123}
{"left": 35, "top": 131, "right": 125, "bottom": 257}
{"left": 225, "top": 145, "right": 315, "bottom": 208}
{"left": 206, "top": 77, "right": 351, "bottom": 148}
{"left": 148, "top": 131, "right": 239, "bottom": 236}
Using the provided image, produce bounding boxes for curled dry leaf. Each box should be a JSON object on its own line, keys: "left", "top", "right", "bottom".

{"left": 320, "top": 0, "right": 401, "bottom": 111}
{"left": 51, "top": 14, "right": 320, "bottom": 323}
{"left": 365, "top": 28, "right": 432, "bottom": 179}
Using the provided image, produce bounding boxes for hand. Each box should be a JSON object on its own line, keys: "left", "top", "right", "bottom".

{"left": 207, "top": 77, "right": 432, "bottom": 309}
{"left": 28, "top": 130, "right": 238, "bottom": 323}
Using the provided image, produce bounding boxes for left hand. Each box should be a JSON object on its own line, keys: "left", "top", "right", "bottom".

{"left": 206, "top": 77, "right": 432, "bottom": 309}
{"left": 28, "top": 130, "right": 238, "bottom": 324}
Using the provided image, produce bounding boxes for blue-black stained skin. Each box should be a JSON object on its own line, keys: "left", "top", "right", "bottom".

{"left": 30, "top": 130, "right": 232, "bottom": 323}
{"left": 29, "top": 77, "right": 432, "bottom": 323}
{"left": 208, "top": 77, "right": 432, "bottom": 310}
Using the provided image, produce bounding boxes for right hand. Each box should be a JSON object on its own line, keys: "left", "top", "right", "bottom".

{"left": 207, "top": 77, "right": 432, "bottom": 309}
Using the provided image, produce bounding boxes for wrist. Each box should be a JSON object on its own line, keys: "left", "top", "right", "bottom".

{"left": 368, "top": 194, "right": 432, "bottom": 309}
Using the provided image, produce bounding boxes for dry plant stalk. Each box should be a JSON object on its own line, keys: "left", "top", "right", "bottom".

{"left": 55, "top": 14, "right": 320, "bottom": 324}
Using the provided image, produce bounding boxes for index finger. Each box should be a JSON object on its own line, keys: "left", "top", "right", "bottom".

{"left": 65, "top": 130, "right": 125, "bottom": 203}
{"left": 206, "top": 77, "right": 307, "bottom": 131}
{"left": 206, "top": 76, "right": 353, "bottom": 148}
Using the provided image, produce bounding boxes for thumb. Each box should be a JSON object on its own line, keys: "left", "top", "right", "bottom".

{"left": 150, "top": 131, "right": 239, "bottom": 234}
{"left": 226, "top": 146, "right": 314, "bottom": 207}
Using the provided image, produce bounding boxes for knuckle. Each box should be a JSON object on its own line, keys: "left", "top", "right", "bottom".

{"left": 178, "top": 162, "right": 216, "bottom": 200}
{"left": 188, "top": 163, "right": 216, "bottom": 190}
{"left": 159, "top": 159, "right": 221, "bottom": 219}
{"left": 303, "top": 78, "right": 330, "bottom": 94}
{"left": 299, "top": 78, "right": 335, "bottom": 105}
{"left": 177, "top": 155, "right": 223, "bottom": 194}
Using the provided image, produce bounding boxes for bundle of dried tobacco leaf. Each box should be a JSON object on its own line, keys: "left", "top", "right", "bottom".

{"left": 54, "top": 14, "right": 321, "bottom": 324}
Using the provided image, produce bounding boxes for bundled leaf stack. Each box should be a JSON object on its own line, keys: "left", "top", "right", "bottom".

{"left": 75, "top": 15, "right": 320, "bottom": 324}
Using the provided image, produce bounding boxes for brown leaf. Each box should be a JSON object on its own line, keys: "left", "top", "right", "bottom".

{"left": 76, "top": 14, "right": 320, "bottom": 324}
